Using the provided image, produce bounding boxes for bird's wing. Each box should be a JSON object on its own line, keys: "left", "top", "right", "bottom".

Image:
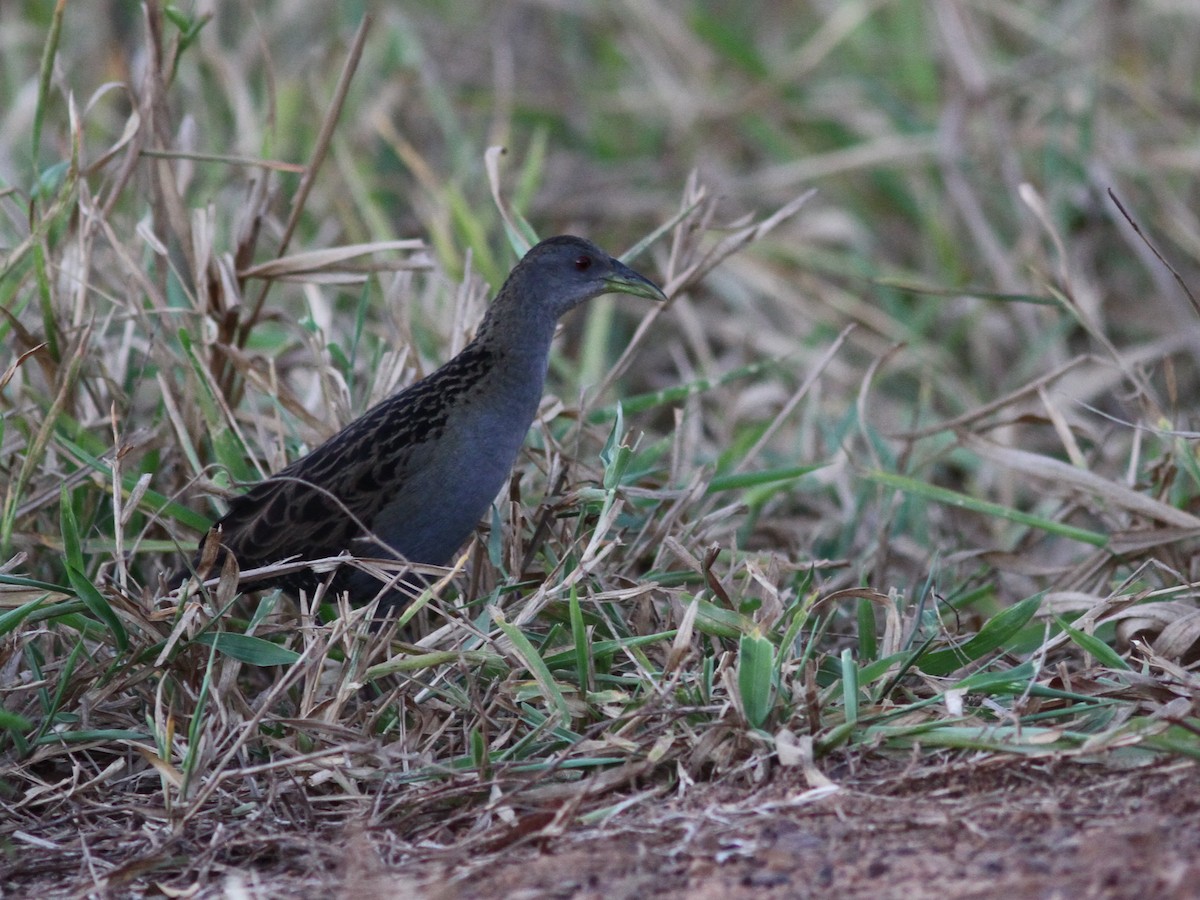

{"left": 204, "top": 470, "right": 362, "bottom": 570}
{"left": 199, "top": 344, "right": 493, "bottom": 570}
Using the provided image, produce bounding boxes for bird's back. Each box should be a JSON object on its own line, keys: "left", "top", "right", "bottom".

{"left": 196, "top": 339, "right": 538, "bottom": 601}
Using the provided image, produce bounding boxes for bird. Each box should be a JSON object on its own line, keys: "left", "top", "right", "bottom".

{"left": 181, "top": 235, "right": 667, "bottom": 617}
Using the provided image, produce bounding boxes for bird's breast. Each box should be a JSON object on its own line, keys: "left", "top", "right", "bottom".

{"left": 366, "top": 375, "right": 542, "bottom": 565}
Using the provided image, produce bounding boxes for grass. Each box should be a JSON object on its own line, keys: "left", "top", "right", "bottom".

{"left": 2, "top": 0, "right": 1200, "bottom": 893}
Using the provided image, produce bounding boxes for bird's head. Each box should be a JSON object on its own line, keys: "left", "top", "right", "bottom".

{"left": 502, "top": 235, "right": 667, "bottom": 323}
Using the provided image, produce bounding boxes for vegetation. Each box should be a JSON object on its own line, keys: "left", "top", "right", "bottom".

{"left": 2, "top": 0, "right": 1198, "bottom": 892}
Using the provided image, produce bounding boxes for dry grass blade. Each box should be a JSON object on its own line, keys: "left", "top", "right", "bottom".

{"left": 962, "top": 434, "right": 1200, "bottom": 530}
{"left": 1107, "top": 188, "right": 1200, "bottom": 321}
{"left": 239, "top": 13, "right": 373, "bottom": 339}
{"left": 139, "top": 148, "right": 307, "bottom": 174}
{"left": 238, "top": 240, "right": 428, "bottom": 281}
{"left": 732, "top": 323, "right": 854, "bottom": 475}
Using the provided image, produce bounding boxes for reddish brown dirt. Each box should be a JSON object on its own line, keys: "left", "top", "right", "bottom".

{"left": 5, "top": 757, "right": 1198, "bottom": 898}
{"left": 411, "top": 758, "right": 1200, "bottom": 900}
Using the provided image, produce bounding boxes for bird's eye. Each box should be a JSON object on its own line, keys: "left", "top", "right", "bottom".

{"left": 573, "top": 255, "right": 593, "bottom": 272}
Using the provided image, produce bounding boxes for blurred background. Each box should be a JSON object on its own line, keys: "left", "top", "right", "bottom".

{"left": 3, "top": 0, "right": 1200, "bottom": 612}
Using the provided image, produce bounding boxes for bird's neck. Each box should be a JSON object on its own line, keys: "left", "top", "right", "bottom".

{"left": 474, "top": 289, "right": 560, "bottom": 372}
{"left": 463, "top": 311, "right": 556, "bottom": 423}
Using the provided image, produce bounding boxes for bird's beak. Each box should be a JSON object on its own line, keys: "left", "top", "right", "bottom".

{"left": 604, "top": 259, "right": 668, "bottom": 303}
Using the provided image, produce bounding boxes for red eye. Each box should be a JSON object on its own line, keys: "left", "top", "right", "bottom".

{"left": 574, "top": 255, "right": 593, "bottom": 272}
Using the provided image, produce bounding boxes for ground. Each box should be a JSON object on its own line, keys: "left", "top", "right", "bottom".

{"left": 414, "top": 759, "right": 1200, "bottom": 900}
{"left": 8, "top": 756, "right": 1195, "bottom": 898}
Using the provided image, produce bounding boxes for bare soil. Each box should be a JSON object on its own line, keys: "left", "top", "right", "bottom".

{"left": 7, "top": 756, "right": 1197, "bottom": 898}
{"left": 418, "top": 758, "right": 1200, "bottom": 900}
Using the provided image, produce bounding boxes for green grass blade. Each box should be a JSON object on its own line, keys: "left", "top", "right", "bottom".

{"left": 918, "top": 594, "right": 1044, "bottom": 676}
{"left": 1054, "top": 616, "right": 1131, "bottom": 671}
{"left": 569, "top": 586, "right": 591, "bottom": 692}
{"left": 493, "top": 609, "right": 572, "bottom": 723}
{"left": 841, "top": 648, "right": 860, "bottom": 726}
{"left": 706, "top": 464, "right": 826, "bottom": 494}
{"left": 191, "top": 633, "right": 302, "bottom": 666}
{"left": 866, "top": 470, "right": 1108, "bottom": 547}
{"left": 737, "top": 628, "right": 775, "bottom": 729}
